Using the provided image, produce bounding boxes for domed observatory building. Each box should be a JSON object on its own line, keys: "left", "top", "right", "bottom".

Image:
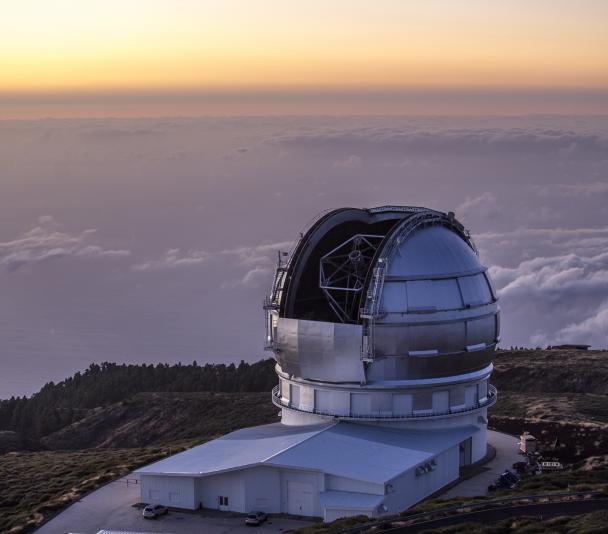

{"left": 136, "top": 206, "right": 499, "bottom": 522}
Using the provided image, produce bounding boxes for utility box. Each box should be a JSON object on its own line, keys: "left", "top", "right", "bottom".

{"left": 519, "top": 432, "right": 537, "bottom": 454}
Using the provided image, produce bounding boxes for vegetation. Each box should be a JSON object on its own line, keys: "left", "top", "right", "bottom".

{"left": 416, "top": 511, "right": 608, "bottom": 533}
{"left": 0, "top": 442, "right": 194, "bottom": 534}
{"left": 0, "top": 358, "right": 276, "bottom": 446}
{"left": 40, "top": 391, "right": 278, "bottom": 450}
{"left": 2, "top": 349, "right": 608, "bottom": 533}
{"left": 0, "top": 390, "right": 278, "bottom": 533}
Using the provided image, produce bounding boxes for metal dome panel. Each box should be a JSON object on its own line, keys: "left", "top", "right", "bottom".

{"left": 386, "top": 226, "right": 481, "bottom": 278}
{"left": 265, "top": 205, "right": 500, "bottom": 384}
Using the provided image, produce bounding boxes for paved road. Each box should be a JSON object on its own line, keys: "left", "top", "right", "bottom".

{"left": 440, "top": 430, "right": 521, "bottom": 499}
{"left": 386, "top": 498, "right": 608, "bottom": 532}
{"left": 35, "top": 474, "right": 314, "bottom": 534}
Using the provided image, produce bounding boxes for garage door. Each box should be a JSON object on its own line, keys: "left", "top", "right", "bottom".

{"left": 287, "top": 481, "right": 314, "bottom": 516}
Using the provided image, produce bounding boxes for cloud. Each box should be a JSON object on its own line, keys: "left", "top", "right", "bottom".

{"left": 267, "top": 126, "right": 608, "bottom": 156}
{"left": 551, "top": 300, "right": 608, "bottom": 347}
{"left": 476, "top": 226, "right": 608, "bottom": 266}
{"left": 132, "top": 241, "right": 293, "bottom": 289}
{"left": 486, "top": 245, "right": 608, "bottom": 348}
{"left": 333, "top": 154, "right": 362, "bottom": 168}
{"left": 0, "top": 219, "right": 131, "bottom": 272}
{"left": 490, "top": 251, "right": 608, "bottom": 301}
{"left": 131, "top": 248, "right": 210, "bottom": 271}
{"left": 456, "top": 192, "right": 503, "bottom": 224}
{"left": 222, "top": 266, "right": 275, "bottom": 289}
{"left": 533, "top": 182, "right": 608, "bottom": 198}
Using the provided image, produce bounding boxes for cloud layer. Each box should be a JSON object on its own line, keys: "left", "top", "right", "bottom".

{"left": 0, "top": 217, "right": 130, "bottom": 272}
{"left": 1, "top": 115, "right": 607, "bottom": 398}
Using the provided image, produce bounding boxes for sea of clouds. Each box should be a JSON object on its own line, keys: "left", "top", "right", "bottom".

{"left": 1, "top": 115, "right": 607, "bottom": 397}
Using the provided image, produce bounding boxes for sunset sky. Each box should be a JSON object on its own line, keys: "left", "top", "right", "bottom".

{"left": 2, "top": 0, "right": 607, "bottom": 116}
{"left": 1, "top": 2, "right": 608, "bottom": 397}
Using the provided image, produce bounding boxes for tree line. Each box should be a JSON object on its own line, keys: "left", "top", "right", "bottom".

{"left": 0, "top": 359, "right": 277, "bottom": 443}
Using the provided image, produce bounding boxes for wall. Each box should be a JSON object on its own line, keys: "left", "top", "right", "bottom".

{"left": 382, "top": 444, "right": 460, "bottom": 515}
{"left": 279, "top": 375, "right": 491, "bottom": 419}
{"left": 244, "top": 466, "right": 281, "bottom": 513}
{"left": 280, "top": 468, "right": 324, "bottom": 517}
{"left": 140, "top": 475, "right": 196, "bottom": 510}
{"left": 196, "top": 470, "right": 246, "bottom": 512}
{"left": 325, "top": 474, "right": 384, "bottom": 495}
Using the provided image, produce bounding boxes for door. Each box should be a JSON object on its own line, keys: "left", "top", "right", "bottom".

{"left": 287, "top": 481, "right": 314, "bottom": 516}
{"left": 459, "top": 438, "right": 472, "bottom": 467}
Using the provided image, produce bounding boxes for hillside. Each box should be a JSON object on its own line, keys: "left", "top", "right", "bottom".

{"left": 40, "top": 391, "right": 278, "bottom": 450}
{"left": 0, "top": 358, "right": 276, "bottom": 450}
{"left": 488, "top": 349, "right": 608, "bottom": 462}
{"left": 1, "top": 349, "right": 608, "bottom": 534}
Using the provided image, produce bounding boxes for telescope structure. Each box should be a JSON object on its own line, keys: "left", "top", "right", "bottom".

{"left": 137, "top": 206, "right": 499, "bottom": 521}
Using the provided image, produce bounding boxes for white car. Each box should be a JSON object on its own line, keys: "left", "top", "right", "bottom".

{"left": 142, "top": 503, "right": 169, "bottom": 518}
{"left": 245, "top": 511, "right": 268, "bottom": 526}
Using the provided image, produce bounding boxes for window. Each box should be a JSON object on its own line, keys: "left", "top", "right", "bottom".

{"left": 169, "top": 492, "right": 180, "bottom": 504}
{"left": 218, "top": 496, "right": 229, "bottom": 506}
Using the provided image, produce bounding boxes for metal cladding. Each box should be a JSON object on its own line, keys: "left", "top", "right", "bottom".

{"left": 265, "top": 206, "right": 500, "bottom": 383}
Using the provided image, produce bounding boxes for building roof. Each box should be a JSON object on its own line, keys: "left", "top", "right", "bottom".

{"left": 267, "top": 422, "right": 475, "bottom": 483}
{"left": 136, "top": 422, "right": 476, "bottom": 484}
{"left": 135, "top": 422, "right": 330, "bottom": 477}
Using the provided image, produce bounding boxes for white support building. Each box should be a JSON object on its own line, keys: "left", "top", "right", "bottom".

{"left": 136, "top": 206, "right": 500, "bottom": 521}
{"left": 138, "top": 422, "right": 479, "bottom": 521}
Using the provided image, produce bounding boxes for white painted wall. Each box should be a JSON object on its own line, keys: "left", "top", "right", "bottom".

{"left": 280, "top": 469, "right": 324, "bottom": 517}
{"left": 392, "top": 393, "right": 412, "bottom": 415}
{"left": 325, "top": 474, "right": 384, "bottom": 495}
{"left": 196, "top": 470, "right": 246, "bottom": 512}
{"left": 471, "top": 411, "right": 488, "bottom": 462}
{"left": 432, "top": 390, "right": 449, "bottom": 412}
{"left": 315, "top": 389, "right": 350, "bottom": 416}
{"left": 382, "top": 444, "right": 459, "bottom": 515}
{"left": 244, "top": 466, "right": 281, "bottom": 513}
{"left": 140, "top": 475, "right": 196, "bottom": 510}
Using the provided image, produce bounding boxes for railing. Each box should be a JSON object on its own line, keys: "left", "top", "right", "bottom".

{"left": 272, "top": 385, "right": 497, "bottom": 421}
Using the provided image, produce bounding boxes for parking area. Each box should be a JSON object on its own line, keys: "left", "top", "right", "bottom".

{"left": 35, "top": 475, "right": 316, "bottom": 534}
{"left": 440, "top": 430, "right": 522, "bottom": 499}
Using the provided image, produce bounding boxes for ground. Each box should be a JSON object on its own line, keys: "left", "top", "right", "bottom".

{"left": 441, "top": 430, "right": 522, "bottom": 499}
{"left": 34, "top": 474, "right": 315, "bottom": 534}
{"left": 34, "top": 431, "right": 520, "bottom": 534}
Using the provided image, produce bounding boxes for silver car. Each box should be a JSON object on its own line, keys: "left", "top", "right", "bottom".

{"left": 142, "top": 503, "right": 169, "bottom": 518}
{"left": 245, "top": 511, "right": 267, "bottom": 526}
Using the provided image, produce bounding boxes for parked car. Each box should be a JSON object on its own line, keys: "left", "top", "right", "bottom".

{"left": 245, "top": 511, "right": 268, "bottom": 526}
{"left": 488, "top": 469, "right": 519, "bottom": 492}
{"left": 142, "top": 504, "right": 169, "bottom": 518}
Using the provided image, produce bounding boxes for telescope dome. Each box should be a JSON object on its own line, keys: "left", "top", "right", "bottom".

{"left": 265, "top": 206, "right": 499, "bottom": 385}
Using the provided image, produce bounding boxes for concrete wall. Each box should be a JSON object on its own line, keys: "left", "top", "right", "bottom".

{"left": 140, "top": 475, "right": 196, "bottom": 510}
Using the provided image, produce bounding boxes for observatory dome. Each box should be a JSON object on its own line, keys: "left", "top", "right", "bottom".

{"left": 265, "top": 206, "right": 499, "bottom": 386}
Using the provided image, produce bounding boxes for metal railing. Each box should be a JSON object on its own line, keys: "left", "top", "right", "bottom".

{"left": 272, "top": 385, "right": 497, "bottom": 421}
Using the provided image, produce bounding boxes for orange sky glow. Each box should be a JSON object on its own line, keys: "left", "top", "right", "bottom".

{"left": 1, "top": 0, "right": 607, "bottom": 116}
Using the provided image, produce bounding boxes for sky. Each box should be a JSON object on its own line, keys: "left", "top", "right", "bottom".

{"left": 0, "top": 2, "right": 607, "bottom": 397}
{"left": 1, "top": 115, "right": 608, "bottom": 398}
{"left": 1, "top": 1, "right": 607, "bottom": 116}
